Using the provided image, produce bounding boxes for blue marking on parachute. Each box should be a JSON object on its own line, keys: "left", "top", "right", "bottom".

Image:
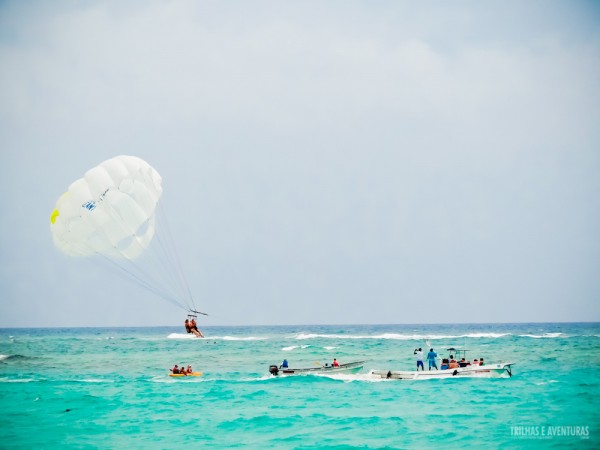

{"left": 82, "top": 201, "right": 97, "bottom": 211}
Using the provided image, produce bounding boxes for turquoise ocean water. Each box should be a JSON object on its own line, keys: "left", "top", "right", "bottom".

{"left": 1, "top": 323, "right": 599, "bottom": 449}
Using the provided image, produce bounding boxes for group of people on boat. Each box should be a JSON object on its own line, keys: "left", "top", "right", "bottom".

{"left": 440, "top": 356, "right": 484, "bottom": 370}
{"left": 170, "top": 364, "right": 194, "bottom": 375}
{"left": 414, "top": 348, "right": 485, "bottom": 371}
{"left": 184, "top": 318, "right": 204, "bottom": 337}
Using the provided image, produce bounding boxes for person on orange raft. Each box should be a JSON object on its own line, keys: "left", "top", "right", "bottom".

{"left": 170, "top": 365, "right": 180, "bottom": 374}
{"left": 333, "top": 358, "right": 340, "bottom": 367}
{"left": 186, "top": 365, "right": 193, "bottom": 374}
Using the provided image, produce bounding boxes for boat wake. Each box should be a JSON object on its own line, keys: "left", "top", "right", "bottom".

{"left": 167, "top": 334, "right": 267, "bottom": 341}
{"left": 313, "top": 372, "right": 385, "bottom": 383}
{"left": 152, "top": 376, "right": 205, "bottom": 383}
{"left": 167, "top": 333, "right": 201, "bottom": 339}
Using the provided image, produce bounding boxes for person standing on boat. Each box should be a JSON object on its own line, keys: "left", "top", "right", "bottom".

{"left": 333, "top": 358, "right": 340, "bottom": 367}
{"left": 427, "top": 348, "right": 438, "bottom": 370}
{"left": 414, "top": 348, "right": 424, "bottom": 371}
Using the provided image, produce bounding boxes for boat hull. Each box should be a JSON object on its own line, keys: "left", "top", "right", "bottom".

{"left": 371, "top": 363, "right": 513, "bottom": 380}
{"left": 270, "top": 361, "right": 365, "bottom": 376}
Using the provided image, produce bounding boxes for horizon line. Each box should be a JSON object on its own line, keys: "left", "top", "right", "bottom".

{"left": 1, "top": 320, "right": 598, "bottom": 330}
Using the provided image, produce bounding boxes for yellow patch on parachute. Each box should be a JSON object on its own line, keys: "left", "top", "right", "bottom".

{"left": 50, "top": 209, "right": 60, "bottom": 224}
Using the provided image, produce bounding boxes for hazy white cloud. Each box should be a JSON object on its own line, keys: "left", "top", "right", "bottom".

{"left": 1, "top": 1, "right": 599, "bottom": 326}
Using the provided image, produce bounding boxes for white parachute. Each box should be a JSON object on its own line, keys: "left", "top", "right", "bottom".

{"left": 50, "top": 155, "right": 201, "bottom": 314}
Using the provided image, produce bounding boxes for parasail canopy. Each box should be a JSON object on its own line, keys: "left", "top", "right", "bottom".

{"left": 50, "top": 155, "right": 200, "bottom": 314}
{"left": 50, "top": 155, "right": 162, "bottom": 260}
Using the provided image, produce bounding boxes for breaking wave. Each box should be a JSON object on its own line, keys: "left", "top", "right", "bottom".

{"left": 295, "top": 333, "right": 510, "bottom": 340}
{"left": 518, "top": 333, "right": 567, "bottom": 339}
{"left": 282, "top": 345, "right": 311, "bottom": 351}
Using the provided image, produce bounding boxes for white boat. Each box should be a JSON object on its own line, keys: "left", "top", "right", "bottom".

{"left": 371, "top": 347, "right": 514, "bottom": 380}
{"left": 269, "top": 360, "right": 366, "bottom": 376}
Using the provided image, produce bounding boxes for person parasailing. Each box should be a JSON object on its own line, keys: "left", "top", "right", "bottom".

{"left": 190, "top": 316, "right": 204, "bottom": 338}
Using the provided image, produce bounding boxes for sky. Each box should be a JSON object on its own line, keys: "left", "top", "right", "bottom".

{"left": 1, "top": 0, "right": 599, "bottom": 327}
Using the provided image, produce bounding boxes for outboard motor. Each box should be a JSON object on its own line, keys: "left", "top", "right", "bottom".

{"left": 269, "top": 365, "right": 279, "bottom": 376}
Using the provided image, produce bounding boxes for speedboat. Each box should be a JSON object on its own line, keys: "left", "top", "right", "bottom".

{"left": 269, "top": 360, "right": 366, "bottom": 376}
{"left": 371, "top": 347, "right": 514, "bottom": 380}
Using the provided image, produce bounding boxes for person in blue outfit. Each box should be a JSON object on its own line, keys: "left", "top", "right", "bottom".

{"left": 427, "top": 348, "right": 438, "bottom": 370}
{"left": 280, "top": 359, "right": 288, "bottom": 369}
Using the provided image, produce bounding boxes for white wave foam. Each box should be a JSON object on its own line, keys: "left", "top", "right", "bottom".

{"left": 519, "top": 333, "right": 566, "bottom": 339}
{"left": 314, "top": 372, "right": 384, "bottom": 383}
{"left": 240, "top": 375, "right": 273, "bottom": 382}
{"left": 167, "top": 333, "right": 200, "bottom": 339}
{"left": 79, "top": 379, "right": 114, "bottom": 383}
{"left": 167, "top": 333, "right": 267, "bottom": 341}
{"left": 461, "top": 333, "right": 510, "bottom": 338}
{"left": 282, "top": 345, "right": 311, "bottom": 351}
{"left": 0, "top": 355, "right": 9, "bottom": 361}
{"left": 295, "top": 333, "right": 510, "bottom": 340}
{"left": 152, "top": 377, "right": 179, "bottom": 383}
{"left": 152, "top": 376, "right": 205, "bottom": 383}
{"left": 0, "top": 377, "right": 35, "bottom": 383}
